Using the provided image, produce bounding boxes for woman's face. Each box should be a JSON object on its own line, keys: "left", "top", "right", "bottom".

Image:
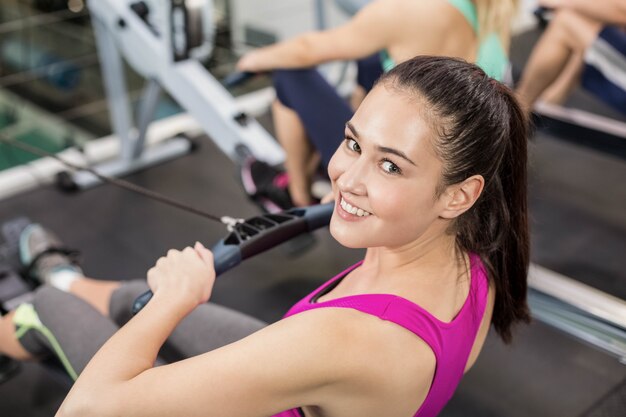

{"left": 327, "top": 84, "right": 450, "bottom": 249}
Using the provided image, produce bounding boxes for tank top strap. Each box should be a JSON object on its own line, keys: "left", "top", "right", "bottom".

{"left": 446, "top": 0, "right": 509, "bottom": 80}
{"left": 285, "top": 254, "right": 489, "bottom": 358}
{"left": 380, "top": 253, "right": 489, "bottom": 355}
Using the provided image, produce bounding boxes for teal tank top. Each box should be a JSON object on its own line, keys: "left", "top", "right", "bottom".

{"left": 380, "top": 0, "right": 508, "bottom": 81}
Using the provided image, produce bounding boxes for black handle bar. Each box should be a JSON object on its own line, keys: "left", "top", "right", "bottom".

{"left": 131, "top": 203, "right": 334, "bottom": 315}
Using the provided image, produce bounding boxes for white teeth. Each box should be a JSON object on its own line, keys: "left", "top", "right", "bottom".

{"left": 340, "top": 198, "right": 371, "bottom": 217}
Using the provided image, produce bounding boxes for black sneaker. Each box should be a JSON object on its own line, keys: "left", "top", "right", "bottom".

{"left": 240, "top": 157, "right": 294, "bottom": 213}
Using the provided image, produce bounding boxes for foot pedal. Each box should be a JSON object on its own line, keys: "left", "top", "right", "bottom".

{"left": 0, "top": 217, "right": 32, "bottom": 272}
{"left": 0, "top": 355, "right": 21, "bottom": 385}
{"left": 0, "top": 269, "right": 33, "bottom": 311}
{"left": 0, "top": 217, "right": 34, "bottom": 310}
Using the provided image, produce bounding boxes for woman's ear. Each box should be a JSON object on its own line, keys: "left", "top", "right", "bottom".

{"left": 439, "top": 175, "right": 484, "bottom": 219}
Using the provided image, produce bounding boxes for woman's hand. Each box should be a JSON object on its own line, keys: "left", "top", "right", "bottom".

{"left": 147, "top": 242, "right": 215, "bottom": 312}
{"left": 236, "top": 50, "right": 266, "bottom": 73}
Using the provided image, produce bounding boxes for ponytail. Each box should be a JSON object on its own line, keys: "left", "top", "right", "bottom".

{"left": 466, "top": 86, "right": 531, "bottom": 343}
{"left": 475, "top": 0, "right": 520, "bottom": 50}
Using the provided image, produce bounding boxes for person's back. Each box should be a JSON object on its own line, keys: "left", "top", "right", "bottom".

{"left": 383, "top": 0, "right": 510, "bottom": 79}
{"left": 385, "top": 0, "right": 478, "bottom": 67}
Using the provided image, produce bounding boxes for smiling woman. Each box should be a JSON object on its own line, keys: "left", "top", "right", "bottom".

{"left": 0, "top": 56, "right": 529, "bottom": 417}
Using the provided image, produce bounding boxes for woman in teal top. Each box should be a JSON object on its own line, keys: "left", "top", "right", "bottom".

{"left": 237, "top": 0, "right": 517, "bottom": 208}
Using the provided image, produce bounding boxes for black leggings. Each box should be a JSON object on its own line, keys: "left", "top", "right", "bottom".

{"left": 16, "top": 282, "right": 267, "bottom": 379}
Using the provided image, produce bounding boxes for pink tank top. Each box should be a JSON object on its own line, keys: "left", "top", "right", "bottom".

{"left": 272, "top": 253, "right": 490, "bottom": 417}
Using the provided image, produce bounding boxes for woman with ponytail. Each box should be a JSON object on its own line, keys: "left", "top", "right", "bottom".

{"left": 237, "top": 0, "right": 520, "bottom": 209}
{"left": 2, "top": 56, "right": 530, "bottom": 417}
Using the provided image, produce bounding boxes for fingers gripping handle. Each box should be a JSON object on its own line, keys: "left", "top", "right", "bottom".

{"left": 131, "top": 243, "right": 241, "bottom": 315}
{"left": 131, "top": 203, "right": 334, "bottom": 315}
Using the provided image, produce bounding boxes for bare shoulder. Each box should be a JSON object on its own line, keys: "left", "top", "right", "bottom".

{"left": 368, "top": 0, "right": 463, "bottom": 23}
{"left": 277, "top": 308, "right": 437, "bottom": 414}
{"left": 374, "top": 0, "right": 476, "bottom": 59}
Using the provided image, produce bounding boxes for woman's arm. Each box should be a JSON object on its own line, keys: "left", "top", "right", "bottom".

{"left": 57, "top": 244, "right": 216, "bottom": 416}
{"left": 54, "top": 244, "right": 364, "bottom": 417}
{"left": 236, "top": 0, "right": 400, "bottom": 72}
{"left": 57, "top": 305, "right": 362, "bottom": 417}
{"left": 541, "top": 0, "right": 626, "bottom": 24}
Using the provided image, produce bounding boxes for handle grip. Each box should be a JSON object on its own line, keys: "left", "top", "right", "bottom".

{"left": 131, "top": 241, "right": 241, "bottom": 315}
{"left": 132, "top": 203, "right": 334, "bottom": 315}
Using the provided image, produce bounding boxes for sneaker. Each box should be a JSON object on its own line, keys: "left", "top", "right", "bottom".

{"left": 19, "top": 224, "right": 82, "bottom": 286}
{"left": 240, "top": 157, "right": 294, "bottom": 213}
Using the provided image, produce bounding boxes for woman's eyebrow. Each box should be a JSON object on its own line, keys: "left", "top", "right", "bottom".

{"left": 346, "top": 122, "right": 416, "bottom": 166}
{"left": 377, "top": 146, "right": 417, "bottom": 166}
{"left": 346, "top": 121, "right": 359, "bottom": 138}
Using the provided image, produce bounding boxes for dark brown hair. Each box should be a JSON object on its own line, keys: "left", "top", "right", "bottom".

{"left": 379, "top": 56, "right": 530, "bottom": 343}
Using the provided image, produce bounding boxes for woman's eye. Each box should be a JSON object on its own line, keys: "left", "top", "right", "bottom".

{"left": 345, "top": 138, "right": 361, "bottom": 153}
{"left": 381, "top": 160, "right": 402, "bottom": 175}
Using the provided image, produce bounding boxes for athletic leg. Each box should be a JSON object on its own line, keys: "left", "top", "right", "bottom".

{"left": 0, "top": 310, "right": 33, "bottom": 360}
{"left": 272, "top": 69, "right": 353, "bottom": 168}
{"left": 351, "top": 54, "right": 384, "bottom": 110}
{"left": 272, "top": 99, "right": 317, "bottom": 207}
{"left": 68, "top": 278, "right": 121, "bottom": 317}
{"left": 540, "top": 52, "right": 585, "bottom": 105}
{"left": 516, "top": 9, "right": 602, "bottom": 111}
{"left": 4, "top": 286, "right": 123, "bottom": 380}
{"left": 109, "top": 281, "right": 267, "bottom": 360}
{"left": 1, "top": 281, "right": 265, "bottom": 378}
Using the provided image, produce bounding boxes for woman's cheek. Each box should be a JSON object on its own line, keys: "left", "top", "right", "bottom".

{"left": 327, "top": 150, "right": 342, "bottom": 181}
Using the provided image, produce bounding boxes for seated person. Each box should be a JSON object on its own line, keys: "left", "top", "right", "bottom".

{"left": 0, "top": 56, "right": 530, "bottom": 417}
{"left": 237, "top": 0, "right": 519, "bottom": 208}
{"left": 516, "top": 0, "right": 626, "bottom": 113}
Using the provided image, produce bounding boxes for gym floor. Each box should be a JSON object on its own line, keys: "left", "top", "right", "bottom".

{"left": 1, "top": 10, "right": 626, "bottom": 417}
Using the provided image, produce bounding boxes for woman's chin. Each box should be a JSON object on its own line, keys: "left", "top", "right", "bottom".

{"left": 329, "top": 218, "right": 370, "bottom": 249}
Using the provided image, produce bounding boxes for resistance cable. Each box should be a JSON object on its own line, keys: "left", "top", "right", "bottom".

{"left": 0, "top": 134, "right": 243, "bottom": 229}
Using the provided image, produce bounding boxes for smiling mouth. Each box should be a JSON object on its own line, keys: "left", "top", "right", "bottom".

{"left": 339, "top": 197, "right": 371, "bottom": 217}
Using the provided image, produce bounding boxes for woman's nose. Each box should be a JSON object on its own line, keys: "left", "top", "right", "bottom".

{"left": 337, "top": 157, "right": 368, "bottom": 195}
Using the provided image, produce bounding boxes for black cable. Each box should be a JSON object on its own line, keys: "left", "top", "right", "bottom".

{"left": 0, "top": 134, "right": 229, "bottom": 224}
